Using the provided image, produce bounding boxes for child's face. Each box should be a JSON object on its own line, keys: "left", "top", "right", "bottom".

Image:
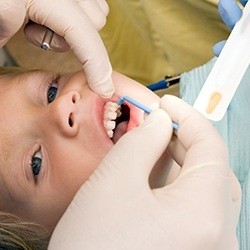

{"left": 0, "top": 69, "right": 159, "bottom": 229}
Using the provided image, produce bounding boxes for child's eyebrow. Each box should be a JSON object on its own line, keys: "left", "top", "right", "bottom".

{"left": 19, "top": 70, "right": 58, "bottom": 83}
{"left": 16, "top": 71, "right": 60, "bottom": 98}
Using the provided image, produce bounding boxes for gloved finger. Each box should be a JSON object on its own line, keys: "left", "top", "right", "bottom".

{"left": 48, "top": 110, "right": 172, "bottom": 249}
{"left": 218, "top": 0, "right": 243, "bottom": 30}
{"left": 0, "top": 0, "right": 26, "bottom": 47}
{"left": 166, "top": 134, "right": 187, "bottom": 167}
{"left": 228, "top": 170, "right": 242, "bottom": 216}
{"left": 24, "top": 0, "right": 109, "bottom": 50}
{"left": 101, "top": 109, "right": 173, "bottom": 184}
{"left": 240, "top": 0, "right": 248, "bottom": 7}
{"left": 96, "top": 0, "right": 110, "bottom": 14}
{"left": 160, "top": 95, "right": 228, "bottom": 170}
{"left": 76, "top": 0, "right": 109, "bottom": 30}
{"left": 24, "top": 22, "right": 70, "bottom": 52}
{"left": 213, "top": 40, "right": 226, "bottom": 57}
{"left": 160, "top": 96, "right": 241, "bottom": 208}
{"left": 164, "top": 161, "right": 181, "bottom": 185}
{"left": 28, "top": 0, "right": 114, "bottom": 98}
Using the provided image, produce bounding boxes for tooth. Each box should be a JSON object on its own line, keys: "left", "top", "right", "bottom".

{"left": 109, "top": 102, "right": 119, "bottom": 110}
{"left": 107, "top": 130, "right": 114, "bottom": 138}
{"left": 105, "top": 102, "right": 118, "bottom": 110}
{"left": 103, "top": 101, "right": 122, "bottom": 139}
{"left": 104, "top": 120, "right": 116, "bottom": 130}
{"left": 116, "top": 108, "right": 122, "bottom": 117}
{"left": 105, "top": 101, "right": 120, "bottom": 112}
{"left": 104, "top": 102, "right": 111, "bottom": 109}
{"left": 104, "top": 110, "right": 117, "bottom": 120}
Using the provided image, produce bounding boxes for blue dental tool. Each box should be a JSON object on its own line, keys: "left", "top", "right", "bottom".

{"left": 147, "top": 75, "right": 181, "bottom": 91}
{"left": 117, "top": 96, "right": 179, "bottom": 130}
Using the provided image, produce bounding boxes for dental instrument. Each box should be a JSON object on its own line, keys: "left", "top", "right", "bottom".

{"left": 193, "top": 0, "right": 250, "bottom": 121}
{"left": 41, "top": 28, "right": 54, "bottom": 50}
{"left": 117, "top": 96, "right": 179, "bottom": 130}
{"left": 147, "top": 75, "right": 180, "bottom": 91}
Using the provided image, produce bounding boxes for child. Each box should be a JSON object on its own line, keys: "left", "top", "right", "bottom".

{"left": 0, "top": 63, "right": 242, "bottom": 249}
{"left": 0, "top": 66, "right": 168, "bottom": 248}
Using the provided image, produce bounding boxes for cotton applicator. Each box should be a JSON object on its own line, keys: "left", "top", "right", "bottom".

{"left": 117, "top": 96, "right": 179, "bottom": 130}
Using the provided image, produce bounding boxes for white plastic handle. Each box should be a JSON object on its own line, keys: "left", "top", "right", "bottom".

{"left": 193, "top": 1, "right": 250, "bottom": 121}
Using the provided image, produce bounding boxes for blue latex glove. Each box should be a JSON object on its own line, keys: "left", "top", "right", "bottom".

{"left": 213, "top": 0, "right": 248, "bottom": 56}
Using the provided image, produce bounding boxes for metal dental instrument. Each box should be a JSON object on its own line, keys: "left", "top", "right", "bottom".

{"left": 41, "top": 28, "right": 54, "bottom": 50}
{"left": 193, "top": 0, "right": 250, "bottom": 121}
{"left": 117, "top": 96, "right": 179, "bottom": 130}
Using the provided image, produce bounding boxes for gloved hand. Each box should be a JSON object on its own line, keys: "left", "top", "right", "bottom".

{"left": 49, "top": 95, "right": 241, "bottom": 250}
{"left": 0, "top": 0, "right": 114, "bottom": 98}
{"left": 213, "top": 0, "right": 248, "bottom": 56}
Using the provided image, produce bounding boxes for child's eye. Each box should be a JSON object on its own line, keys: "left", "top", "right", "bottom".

{"left": 31, "top": 150, "right": 42, "bottom": 181}
{"left": 47, "top": 82, "right": 58, "bottom": 103}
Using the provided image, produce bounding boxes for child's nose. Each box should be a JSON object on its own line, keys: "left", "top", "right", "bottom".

{"left": 48, "top": 90, "right": 81, "bottom": 137}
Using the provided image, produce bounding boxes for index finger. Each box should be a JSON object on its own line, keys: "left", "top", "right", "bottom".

{"left": 0, "top": 0, "right": 26, "bottom": 47}
{"left": 240, "top": 0, "right": 248, "bottom": 6}
{"left": 27, "top": 0, "right": 114, "bottom": 98}
{"left": 218, "top": 0, "right": 242, "bottom": 29}
{"left": 160, "top": 95, "right": 228, "bottom": 170}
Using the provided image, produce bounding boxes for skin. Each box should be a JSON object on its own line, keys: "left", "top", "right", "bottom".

{"left": 0, "top": 69, "right": 162, "bottom": 230}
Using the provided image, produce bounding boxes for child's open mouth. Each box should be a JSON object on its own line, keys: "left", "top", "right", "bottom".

{"left": 103, "top": 101, "right": 143, "bottom": 144}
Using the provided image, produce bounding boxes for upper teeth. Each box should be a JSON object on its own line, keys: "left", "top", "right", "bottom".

{"left": 103, "top": 101, "right": 122, "bottom": 138}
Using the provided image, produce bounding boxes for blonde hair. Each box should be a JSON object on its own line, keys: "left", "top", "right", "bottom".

{"left": 0, "top": 212, "right": 50, "bottom": 249}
